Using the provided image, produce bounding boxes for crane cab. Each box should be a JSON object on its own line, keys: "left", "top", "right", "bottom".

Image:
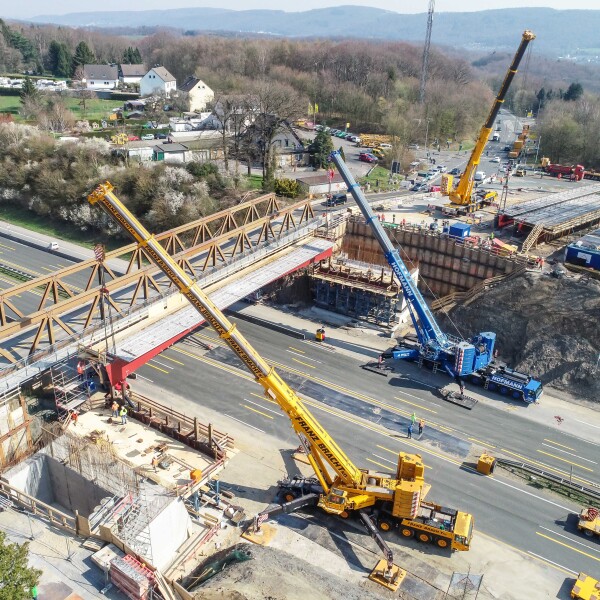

{"left": 319, "top": 488, "right": 349, "bottom": 515}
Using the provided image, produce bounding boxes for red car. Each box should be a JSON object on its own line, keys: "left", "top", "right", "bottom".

{"left": 127, "top": 135, "right": 140, "bottom": 141}
{"left": 359, "top": 152, "right": 377, "bottom": 163}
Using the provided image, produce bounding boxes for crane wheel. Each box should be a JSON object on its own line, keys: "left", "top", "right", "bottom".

{"left": 401, "top": 527, "right": 414, "bottom": 538}
{"left": 417, "top": 532, "right": 432, "bottom": 543}
{"left": 436, "top": 538, "right": 449, "bottom": 548}
{"left": 583, "top": 530, "right": 594, "bottom": 537}
{"left": 378, "top": 519, "right": 392, "bottom": 532}
{"left": 283, "top": 492, "right": 297, "bottom": 503}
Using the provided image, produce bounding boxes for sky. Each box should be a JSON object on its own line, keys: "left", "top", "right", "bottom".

{"left": 1, "top": 0, "right": 598, "bottom": 20}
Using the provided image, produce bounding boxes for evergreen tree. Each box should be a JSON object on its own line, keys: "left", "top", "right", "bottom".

{"left": 564, "top": 82, "right": 583, "bottom": 102}
{"left": 132, "top": 47, "right": 142, "bottom": 63}
{"left": 312, "top": 129, "right": 334, "bottom": 169}
{"left": 122, "top": 47, "right": 143, "bottom": 64}
{"left": 0, "top": 531, "right": 41, "bottom": 598}
{"left": 20, "top": 76, "right": 38, "bottom": 102}
{"left": 71, "top": 41, "right": 95, "bottom": 75}
{"left": 48, "top": 41, "right": 71, "bottom": 78}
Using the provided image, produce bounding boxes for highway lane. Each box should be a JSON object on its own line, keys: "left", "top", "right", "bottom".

{"left": 187, "top": 319, "right": 600, "bottom": 490}
{"left": 133, "top": 326, "right": 600, "bottom": 578}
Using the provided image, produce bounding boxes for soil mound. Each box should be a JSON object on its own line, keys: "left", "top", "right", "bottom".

{"left": 437, "top": 271, "right": 600, "bottom": 401}
{"left": 188, "top": 543, "right": 392, "bottom": 600}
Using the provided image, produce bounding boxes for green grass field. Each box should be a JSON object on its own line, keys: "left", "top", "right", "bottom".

{"left": 359, "top": 165, "right": 401, "bottom": 192}
{"left": 0, "top": 94, "right": 125, "bottom": 121}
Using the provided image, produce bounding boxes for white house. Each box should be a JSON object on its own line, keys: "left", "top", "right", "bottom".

{"left": 82, "top": 64, "right": 119, "bottom": 90}
{"left": 140, "top": 66, "right": 176, "bottom": 97}
{"left": 178, "top": 76, "right": 214, "bottom": 113}
{"left": 153, "top": 143, "right": 191, "bottom": 164}
{"left": 119, "top": 64, "right": 146, "bottom": 85}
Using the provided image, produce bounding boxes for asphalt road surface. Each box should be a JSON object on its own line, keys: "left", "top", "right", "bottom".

{"left": 133, "top": 315, "right": 600, "bottom": 579}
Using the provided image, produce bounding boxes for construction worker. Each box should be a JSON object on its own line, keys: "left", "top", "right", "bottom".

{"left": 418, "top": 419, "right": 425, "bottom": 436}
{"left": 411, "top": 412, "right": 417, "bottom": 425}
{"left": 71, "top": 411, "right": 78, "bottom": 427}
{"left": 111, "top": 400, "right": 119, "bottom": 418}
{"left": 459, "top": 380, "right": 465, "bottom": 396}
{"left": 119, "top": 405, "right": 128, "bottom": 425}
{"left": 77, "top": 361, "right": 84, "bottom": 381}
{"left": 407, "top": 423, "right": 413, "bottom": 439}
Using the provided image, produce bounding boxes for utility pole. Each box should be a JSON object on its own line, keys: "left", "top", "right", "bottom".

{"left": 419, "top": 0, "right": 435, "bottom": 104}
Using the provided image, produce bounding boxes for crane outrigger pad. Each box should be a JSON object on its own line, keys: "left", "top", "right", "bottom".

{"left": 241, "top": 523, "right": 277, "bottom": 546}
{"left": 368, "top": 559, "right": 406, "bottom": 591}
{"left": 440, "top": 387, "right": 478, "bottom": 409}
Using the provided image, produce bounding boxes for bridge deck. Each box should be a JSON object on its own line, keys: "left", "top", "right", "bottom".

{"left": 104, "top": 238, "right": 333, "bottom": 382}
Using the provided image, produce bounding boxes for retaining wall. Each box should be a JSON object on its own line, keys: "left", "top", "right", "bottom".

{"left": 343, "top": 221, "right": 521, "bottom": 297}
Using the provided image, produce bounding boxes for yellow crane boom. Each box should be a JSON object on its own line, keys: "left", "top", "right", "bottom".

{"left": 449, "top": 30, "right": 535, "bottom": 206}
{"left": 89, "top": 182, "right": 376, "bottom": 501}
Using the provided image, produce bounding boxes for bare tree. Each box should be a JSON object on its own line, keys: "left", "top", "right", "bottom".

{"left": 250, "top": 80, "right": 306, "bottom": 184}
{"left": 72, "top": 68, "right": 97, "bottom": 118}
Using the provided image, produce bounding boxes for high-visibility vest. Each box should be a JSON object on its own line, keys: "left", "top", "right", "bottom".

{"left": 119, "top": 407, "right": 127, "bottom": 416}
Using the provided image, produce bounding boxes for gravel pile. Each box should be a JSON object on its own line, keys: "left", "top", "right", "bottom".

{"left": 437, "top": 270, "right": 600, "bottom": 402}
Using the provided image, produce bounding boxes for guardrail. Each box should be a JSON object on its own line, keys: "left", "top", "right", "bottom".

{"left": 496, "top": 457, "right": 600, "bottom": 503}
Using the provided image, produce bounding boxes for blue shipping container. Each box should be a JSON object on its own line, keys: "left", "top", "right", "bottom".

{"left": 448, "top": 222, "right": 471, "bottom": 239}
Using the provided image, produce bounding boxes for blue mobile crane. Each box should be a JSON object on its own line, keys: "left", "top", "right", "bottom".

{"left": 330, "top": 151, "right": 542, "bottom": 403}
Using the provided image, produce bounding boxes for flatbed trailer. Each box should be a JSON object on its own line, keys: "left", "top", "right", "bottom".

{"left": 571, "top": 572, "right": 600, "bottom": 600}
{"left": 379, "top": 499, "right": 473, "bottom": 551}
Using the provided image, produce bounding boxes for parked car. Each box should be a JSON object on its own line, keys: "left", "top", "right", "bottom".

{"left": 371, "top": 148, "right": 385, "bottom": 159}
{"left": 427, "top": 169, "right": 437, "bottom": 177}
{"left": 379, "top": 143, "right": 392, "bottom": 149}
{"left": 408, "top": 143, "right": 420, "bottom": 150}
{"left": 155, "top": 133, "right": 168, "bottom": 139}
{"left": 325, "top": 193, "right": 348, "bottom": 206}
{"left": 47, "top": 242, "right": 59, "bottom": 251}
{"left": 127, "top": 135, "right": 140, "bottom": 141}
{"left": 429, "top": 185, "right": 441, "bottom": 192}
{"left": 503, "top": 145, "right": 511, "bottom": 152}
{"left": 437, "top": 165, "right": 447, "bottom": 172}
{"left": 411, "top": 183, "right": 429, "bottom": 192}
{"left": 359, "top": 153, "right": 377, "bottom": 163}
{"left": 449, "top": 167, "right": 461, "bottom": 175}
{"left": 490, "top": 156, "right": 501, "bottom": 163}
{"left": 141, "top": 134, "right": 154, "bottom": 141}
{"left": 514, "top": 168, "right": 526, "bottom": 177}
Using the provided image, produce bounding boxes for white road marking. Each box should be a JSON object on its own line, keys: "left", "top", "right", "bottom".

{"left": 148, "top": 358, "right": 172, "bottom": 369}
{"left": 538, "top": 526, "right": 600, "bottom": 554}
{"left": 541, "top": 443, "right": 597, "bottom": 464}
{"left": 223, "top": 413, "right": 265, "bottom": 433}
{"left": 490, "top": 477, "right": 572, "bottom": 512}
{"left": 135, "top": 373, "right": 154, "bottom": 383}
{"left": 244, "top": 398, "right": 282, "bottom": 416}
{"left": 527, "top": 552, "right": 577, "bottom": 575}
{"left": 573, "top": 418, "right": 600, "bottom": 430}
{"left": 285, "top": 350, "right": 322, "bottom": 363}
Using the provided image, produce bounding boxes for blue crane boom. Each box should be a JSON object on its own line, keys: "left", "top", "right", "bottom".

{"left": 330, "top": 151, "right": 495, "bottom": 378}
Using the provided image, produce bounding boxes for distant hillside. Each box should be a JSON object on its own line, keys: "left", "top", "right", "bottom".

{"left": 28, "top": 6, "right": 600, "bottom": 56}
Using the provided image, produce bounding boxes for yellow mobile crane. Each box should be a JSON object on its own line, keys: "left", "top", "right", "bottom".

{"left": 88, "top": 183, "right": 474, "bottom": 587}
{"left": 446, "top": 30, "right": 536, "bottom": 211}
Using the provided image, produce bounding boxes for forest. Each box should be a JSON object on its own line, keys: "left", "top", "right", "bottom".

{"left": 0, "top": 18, "right": 599, "bottom": 239}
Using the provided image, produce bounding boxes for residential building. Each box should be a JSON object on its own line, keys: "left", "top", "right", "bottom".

{"left": 140, "top": 66, "right": 176, "bottom": 97}
{"left": 153, "top": 143, "right": 191, "bottom": 164}
{"left": 119, "top": 64, "right": 147, "bottom": 85}
{"left": 295, "top": 173, "right": 346, "bottom": 197}
{"left": 178, "top": 76, "right": 214, "bottom": 112}
{"left": 82, "top": 64, "right": 119, "bottom": 90}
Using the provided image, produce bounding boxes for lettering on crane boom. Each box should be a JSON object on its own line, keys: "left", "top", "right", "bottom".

{"left": 489, "top": 375, "right": 523, "bottom": 390}
{"left": 101, "top": 199, "right": 140, "bottom": 242}
{"left": 294, "top": 416, "right": 351, "bottom": 480}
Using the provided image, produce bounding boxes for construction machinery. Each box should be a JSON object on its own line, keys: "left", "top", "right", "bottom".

{"left": 87, "top": 182, "right": 474, "bottom": 588}
{"left": 571, "top": 572, "right": 600, "bottom": 600}
{"left": 330, "top": 150, "right": 542, "bottom": 403}
{"left": 578, "top": 506, "right": 600, "bottom": 539}
{"left": 445, "top": 30, "right": 536, "bottom": 211}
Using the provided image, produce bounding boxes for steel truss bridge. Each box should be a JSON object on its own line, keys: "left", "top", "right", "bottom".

{"left": 0, "top": 193, "right": 320, "bottom": 387}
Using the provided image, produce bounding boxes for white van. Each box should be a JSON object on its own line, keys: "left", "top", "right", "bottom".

{"left": 474, "top": 171, "right": 485, "bottom": 182}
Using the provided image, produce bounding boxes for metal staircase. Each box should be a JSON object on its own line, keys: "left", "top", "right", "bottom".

{"left": 520, "top": 223, "right": 544, "bottom": 253}
{"left": 51, "top": 361, "right": 90, "bottom": 426}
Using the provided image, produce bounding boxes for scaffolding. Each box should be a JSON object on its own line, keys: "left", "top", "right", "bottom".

{"left": 310, "top": 259, "right": 403, "bottom": 327}
{"left": 51, "top": 359, "right": 93, "bottom": 426}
